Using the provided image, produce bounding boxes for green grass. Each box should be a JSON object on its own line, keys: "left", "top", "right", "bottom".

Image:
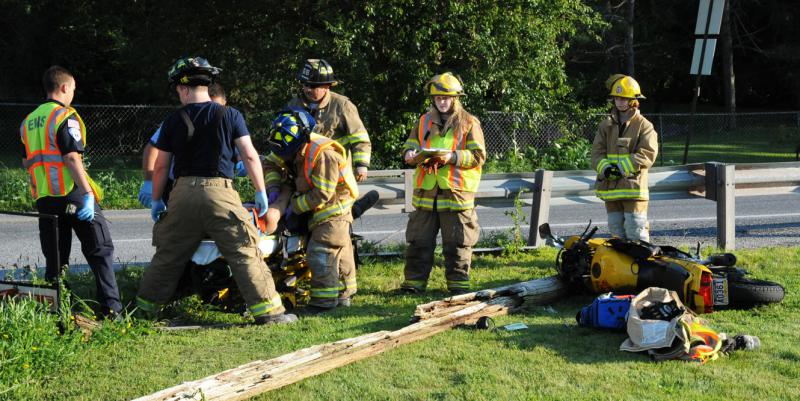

{"left": 4, "top": 246, "right": 798, "bottom": 401}
{"left": 659, "top": 127, "right": 800, "bottom": 165}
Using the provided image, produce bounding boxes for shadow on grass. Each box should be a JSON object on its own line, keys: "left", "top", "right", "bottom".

{"left": 485, "top": 295, "right": 646, "bottom": 364}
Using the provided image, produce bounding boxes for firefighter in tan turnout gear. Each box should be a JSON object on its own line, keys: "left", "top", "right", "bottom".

{"left": 591, "top": 75, "right": 659, "bottom": 242}
{"left": 400, "top": 73, "right": 486, "bottom": 295}
{"left": 262, "top": 108, "right": 359, "bottom": 312}
{"left": 287, "top": 59, "right": 371, "bottom": 183}
{"left": 136, "top": 57, "right": 297, "bottom": 326}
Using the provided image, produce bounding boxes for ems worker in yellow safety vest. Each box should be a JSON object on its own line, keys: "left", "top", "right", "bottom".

{"left": 591, "top": 75, "right": 659, "bottom": 242}
{"left": 262, "top": 108, "right": 359, "bottom": 312}
{"left": 19, "top": 66, "right": 122, "bottom": 318}
{"left": 400, "top": 73, "right": 486, "bottom": 295}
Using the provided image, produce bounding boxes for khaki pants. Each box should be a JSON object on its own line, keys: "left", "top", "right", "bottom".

{"left": 403, "top": 209, "right": 479, "bottom": 291}
{"left": 306, "top": 216, "right": 356, "bottom": 308}
{"left": 137, "top": 177, "right": 284, "bottom": 317}
{"left": 605, "top": 200, "right": 650, "bottom": 241}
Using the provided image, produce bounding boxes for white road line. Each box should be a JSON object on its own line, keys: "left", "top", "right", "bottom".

{"left": 101, "top": 211, "right": 800, "bottom": 242}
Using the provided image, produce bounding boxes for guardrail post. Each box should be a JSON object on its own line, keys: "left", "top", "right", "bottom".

{"left": 403, "top": 169, "right": 414, "bottom": 213}
{"left": 716, "top": 164, "right": 736, "bottom": 250}
{"left": 528, "top": 169, "right": 553, "bottom": 247}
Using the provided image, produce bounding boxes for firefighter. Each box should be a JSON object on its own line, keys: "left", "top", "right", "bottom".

{"left": 285, "top": 59, "right": 378, "bottom": 220}
{"left": 262, "top": 108, "right": 359, "bottom": 312}
{"left": 19, "top": 66, "right": 122, "bottom": 318}
{"left": 135, "top": 57, "right": 297, "bottom": 325}
{"left": 399, "top": 72, "right": 486, "bottom": 295}
{"left": 138, "top": 82, "right": 228, "bottom": 208}
{"left": 591, "top": 75, "right": 658, "bottom": 242}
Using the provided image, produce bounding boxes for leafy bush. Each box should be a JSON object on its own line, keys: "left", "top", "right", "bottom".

{"left": 484, "top": 135, "right": 591, "bottom": 173}
{"left": 0, "top": 166, "right": 34, "bottom": 211}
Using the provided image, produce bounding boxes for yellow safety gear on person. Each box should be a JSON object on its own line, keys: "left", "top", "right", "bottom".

{"left": 412, "top": 113, "right": 481, "bottom": 210}
{"left": 296, "top": 133, "right": 359, "bottom": 226}
{"left": 20, "top": 102, "right": 103, "bottom": 201}
{"left": 608, "top": 75, "right": 646, "bottom": 99}
{"left": 428, "top": 72, "right": 465, "bottom": 97}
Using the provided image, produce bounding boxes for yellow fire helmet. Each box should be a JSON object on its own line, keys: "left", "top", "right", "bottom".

{"left": 428, "top": 72, "right": 465, "bottom": 96}
{"left": 608, "top": 75, "right": 646, "bottom": 99}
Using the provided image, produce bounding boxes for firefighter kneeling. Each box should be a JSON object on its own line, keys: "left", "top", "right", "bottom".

{"left": 262, "top": 109, "right": 359, "bottom": 313}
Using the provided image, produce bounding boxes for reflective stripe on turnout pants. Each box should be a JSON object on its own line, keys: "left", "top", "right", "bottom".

{"left": 306, "top": 217, "right": 356, "bottom": 308}
{"left": 403, "top": 208, "right": 479, "bottom": 291}
{"left": 137, "top": 177, "right": 284, "bottom": 316}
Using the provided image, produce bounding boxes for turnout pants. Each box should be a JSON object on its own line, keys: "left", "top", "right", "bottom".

{"left": 605, "top": 200, "right": 649, "bottom": 242}
{"left": 36, "top": 190, "right": 122, "bottom": 315}
{"left": 307, "top": 216, "right": 356, "bottom": 308}
{"left": 137, "top": 177, "right": 285, "bottom": 317}
{"left": 403, "top": 208, "right": 480, "bottom": 292}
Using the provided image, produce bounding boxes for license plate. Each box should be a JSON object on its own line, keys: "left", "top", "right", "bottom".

{"left": 712, "top": 277, "right": 729, "bottom": 306}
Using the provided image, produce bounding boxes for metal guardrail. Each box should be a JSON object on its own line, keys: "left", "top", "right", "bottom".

{"left": 360, "top": 161, "right": 800, "bottom": 250}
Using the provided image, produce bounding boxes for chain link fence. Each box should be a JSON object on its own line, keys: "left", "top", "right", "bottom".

{"left": 1, "top": 103, "right": 171, "bottom": 167}
{"left": 3, "top": 103, "right": 799, "bottom": 168}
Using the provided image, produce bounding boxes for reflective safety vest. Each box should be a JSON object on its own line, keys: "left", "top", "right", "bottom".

{"left": 19, "top": 102, "right": 103, "bottom": 201}
{"left": 413, "top": 113, "right": 481, "bottom": 192}
{"left": 302, "top": 134, "right": 359, "bottom": 225}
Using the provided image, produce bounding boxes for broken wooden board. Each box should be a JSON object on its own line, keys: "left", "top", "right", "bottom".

{"left": 133, "top": 275, "right": 569, "bottom": 401}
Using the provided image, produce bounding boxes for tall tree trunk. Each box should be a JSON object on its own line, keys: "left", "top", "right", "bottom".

{"left": 604, "top": 0, "right": 620, "bottom": 75}
{"left": 721, "top": 0, "right": 737, "bottom": 129}
{"left": 625, "top": 0, "right": 635, "bottom": 75}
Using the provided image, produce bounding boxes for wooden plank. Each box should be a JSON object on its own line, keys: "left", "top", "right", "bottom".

{"left": 133, "top": 276, "right": 568, "bottom": 401}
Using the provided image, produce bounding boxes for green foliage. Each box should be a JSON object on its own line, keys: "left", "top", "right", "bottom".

{"left": 1, "top": 1, "right": 605, "bottom": 170}
{"left": 484, "top": 135, "right": 592, "bottom": 173}
{"left": 0, "top": 299, "right": 83, "bottom": 399}
{"left": 479, "top": 189, "right": 530, "bottom": 255}
{"left": 0, "top": 166, "right": 34, "bottom": 211}
{"left": 92, "top": 170, "right": 141, "bottom": 210}
{"left": 0, "top": 284, "right": 151, "bottom": 401}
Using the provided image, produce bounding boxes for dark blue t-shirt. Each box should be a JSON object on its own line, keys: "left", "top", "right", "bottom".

{"left": 155, "top": 102, "right": 249, "bottom": 179}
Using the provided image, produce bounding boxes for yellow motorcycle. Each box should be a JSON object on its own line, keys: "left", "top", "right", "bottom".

{"left": 539, "top": 223, "right": 785, "bottom": 313}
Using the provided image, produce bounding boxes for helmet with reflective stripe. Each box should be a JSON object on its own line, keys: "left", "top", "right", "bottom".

{"left": 428, "top": 72, "right": 465, "bottom": 96}
{"left": 297, "top": 59, "right": 339, "bottom": 86}
{"left": 268, "top": 108, "right": 316, "bottom": 158}
{"left": 168, "top": 56, "right": 221, "bottom": 86}
{"left": 608, "top": 75, "right": 645, "bottom": 99}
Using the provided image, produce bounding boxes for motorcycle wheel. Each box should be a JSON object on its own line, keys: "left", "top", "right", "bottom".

{"left": 728, "top": 277, "right": 785, "bottom": 308}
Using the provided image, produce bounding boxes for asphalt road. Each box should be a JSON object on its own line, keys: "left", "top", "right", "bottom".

{"left": 2, "top": 193, "right": 799, "bottom": 269}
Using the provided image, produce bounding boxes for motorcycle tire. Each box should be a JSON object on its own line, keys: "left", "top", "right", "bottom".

{"left": 728, "top": 277, "right": 785, "bottom": 308}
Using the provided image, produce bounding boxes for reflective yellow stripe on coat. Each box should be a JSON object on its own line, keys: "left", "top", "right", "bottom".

{"left": 413, "top": 113, "right": 481, "bottom": 193}
{"left": 303, "top": 134, "right": 359, "bottom": 225}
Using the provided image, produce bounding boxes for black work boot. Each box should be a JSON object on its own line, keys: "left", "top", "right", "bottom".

{"left": 352, "top": 190, "right": 379, "bottom": 219}
{"left": 254, "top": 313, "right": 298, "bottom": 325}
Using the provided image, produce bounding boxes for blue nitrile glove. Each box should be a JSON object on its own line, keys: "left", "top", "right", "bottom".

{"left": 267, "top": 189, "right": 279, "bottom": 204}
{"left": 285, "top": 203, "right": 294, "bottom": 220}
{"left": 76, "top": 193, "right": 95, "bottom": 222}
{"left": 138, "top": 180, "right": 153, "bottom": 208}
{"left": 235, "top": 160, "right": 248, "bottom": 177}
{"left": 255, "top": 191, "right": 268, "bottom": 217}
{"left": 151, "top": 199, "right": 166, "bottom": 223}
